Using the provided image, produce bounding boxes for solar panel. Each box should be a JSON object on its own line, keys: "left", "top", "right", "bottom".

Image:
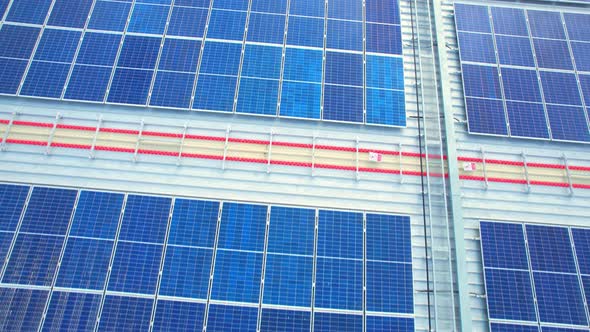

{"left": 260, "top": 309, "right": 311, "bottom": 332}
{"left": 153, "top": 300, "right": 205, "bottom": 331}
{"left": 42, "top": 292, "right": 102, "bottom": 331}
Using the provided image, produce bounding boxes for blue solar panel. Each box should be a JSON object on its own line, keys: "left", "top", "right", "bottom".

{"left": 283, "top": 48, "right": 323, "bottom": 83}
{"left": 88, "top": 1, "right": 132, "bottom": 32}
{"left": 118, "top": 195, "right": 171, "bottom": 244}
{"left": 168, "top": 199, "right": 219, "bottom": 248}
{"left": 200, "top": 42, "right": 242, "bottom": 75}
{"left": 572, "top": 228, "right": 590, "bottom": 275}
{"left": 366, "top": 316, "right": 415, "bottom": 332}
{"left": 107, "top": 241, "right": 163, "bottom": 294}
{"left": 260, "top": 309, "right": 311, "bottom": 332}
{"left": 491, "top": 7, "right": 528, "bottom": 36}
{"left": 366, "top": 23, "right": 402, "bottom": 55}
{"left": 218, "top": 203, "right": 267, "bottom": 251}
{"left": 366, "top": 55, "right": 404, "bottom": 90}
{"left": 462, "top": 65, "right": 501, "bottom": 99}
{"left": 280, "top": 81, "right": 321, "bottom": 119}
{"left": 211, "top": 250, "right": 262, "bottom": 302}
{"left": 570, "top": 42, "right": 590, "bottom": 72}
{"left": 0, "top": 288, "right": 48, "bottom": 331}
{"left": 268, "top": 206, "right": 315, "bottom": 255}
{"left": 582, "top": 276, "right": 590, "bottom": 313}
{"left": 153, "top": 300, "right": 205, "bottom": 331}
{"left": 158, "top": 39, "right": 201, "bottom": 73}
{"left": 42, "top": 292, "right": 101, "bottom": 332}
{"left": 167, "top": 6, "right": 208, "bottom": 37}
{"left": 454, "top": 4, "right": 491, "bottom": 33}
{"left": 578, "top": 75, "right": 590, "bottom": 105}
{"left": 484, "top": 268, "right": 536, "bottom": 321}
{"left": 64, "top": 65, "right": 111, "bottom": 102}
{"left": 48, "top": 0, "right": 93, "bottom": 28}
{"left": 366, "top": 261, "right": 413, "bottom": 313}
{"left": 69, "top": 191, "right": 124, "bottom": 239}
{"left": 34, "top": 29, "right": 80, "bottom": 62}
{"left": 325, "top": 52, "right": 363, "bottom": 87}
{"left": 159, "top": 246, "right": 212, "bottom": 299}
{"left": 0, "top": 58, "right": 28, "bottom": 94}
{"left": 366, "top": 0, "right": 401, "bottom": 25}
{"left": 251, "top": 0, "right": 287, "bottom": 13}
{"left": 327, "top": 20, "right": 362, "bottom": 51}
{"left": 534, "top": 272, "right": 587, "bottom": 326}
{"left": 323, "top": 85, "right": 364, "bottom": 123}
{"left": 495, "top": 36, "right": 535, "bottom": 67}
{"left": 20, "top": 61, "right": 70, "bottom": 98}
{"left": 491, "top": 323, "right": 539, "bottom": 332}
{"left": 506, "top": 101, "right": 550, "bottom": 139}
{"left": 150, "top": 71, "right": 195, "bottom": 108}
{"left": 6, "top": 0, "right": 52, "bottom": 24}
{"left": 328, "top": 0, "right": 362, "bottom": 20}
{"left": 318, "top": 210, "right": 362, "bottom": 259}
{"left": 0, "top": 184, "right": 29, "bottom": 232}
{"left": 206, "top": 305, "right": 258, "bottom": 332}
{"left": 366, "top": 214, "right": 411, "bottom": 262}
{"left": 547, "top": 105, "right": 590, "bottom": 142}
{"left": 465, "top": 98, "right": 508, "bottom": 135}
{"left": 98, "top": 296, "right": 153, "bottom": 331}
{"left": 533, "top": 39, "right": 573, "bottom": 70}
{"left": 109, "top": 67, "right": 152, "bottom": 103}
{"left": 564, "top": 13, "right": 590, "bottom": 42}
{"left": 175, "top": 0, "right": 210, "bottom": 7}
{"left": 541, "top": 328, "right": 589, "bottom": 332}
{"left": 76, "top": 33, "right": 122, "bottom": 66}
{"left": 540, "top": 72, "right": 582, "bottom": 106}
{"left": 501, "top": 68, "right": 542, "bottom": 102}
{"left": 0, "top": 231, "right": 14, "bottom": 268}
{"left": 207, "top": 10, "right": 246, "bottom": 41}
{"left": 236, "top": 77, "right": 279, "bottom": 115}
{"left": 56, "top": 238, "right": 113, "bottom": 289}
{"left": 286, "top": 16, "right": 324, "bottom": 48}
{"left": 0, "top": 25, "right": 40, "bottom": 59}
{"left": 20, "top": 187, "right": 77, "bottom": 235}
{"left": 458, "top": 32, "right": 496, "bottom": 64}
{"left": 0, "top": 0, "right": 8, "bottom": 17}
{"left": 366, "top": 88, "right": 406, "bottom": 126}
{"left": 263, "top": 254, "right": 313, "bottom": 306}
{"left": 193, "top": 74, "right": 237, "bottom": 112}
{"left": 247, "top": 13, "right": 285, "bottom": 44}
{"left": 315, "top": 257, "right": 362, "bottom": 310}
{"left": 480, "top": 222, "right": 529, "bottom": 270}
{"left": 241, "top": 44, "right": 282, "bottom": 79}
{"left": 528, "top": 10, "right": 565, "bottom": 39}
{"left": 314, "top": 312, "right": 362, "bottom": 332}
{"left": 117, "top": 36, "right": 161, "bottom": 69}
{"left": 128, "top": 3, "right": 170, "bottom": 34}
{"left": 289, "top": 0, "right": 324, "bottom": 18}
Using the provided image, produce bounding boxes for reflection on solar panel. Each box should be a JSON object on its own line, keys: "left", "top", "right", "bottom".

{"left": 0, "top": 0, "right": 405, "bottom": 126}
{"left": 480, "top": 221, "right": 590, "bottom": 331}
{"left": 455, "top": 4, "right": 590, "bottom": 143}
{"left": 0, "top": 183, "right": 414, "bottom": 331}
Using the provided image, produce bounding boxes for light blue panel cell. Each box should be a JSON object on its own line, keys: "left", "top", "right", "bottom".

{"left": 118, "top": 194, "right": 171, "bottom": 244}
{"left": 200, "top": 42, "right": 242, "bottom": 75}
{"left": 315, "top": 258, "right": 362, "bottom": 310}
{"left": 528, "top": 10, "right": 565, "bottom": 39}
{"left": 534, "top": 272, "right": 587, "bottom": 326}
{"left": 366, "top": 88, "right": 406, "bottom": 126}
{"left": 3, "top": 233, "right": 64, "bottom": 286}
{"left": 5, "top": 0, "right": 52, "bottom": 24}
{"left": 247, "top": 13, "right": 285, "bottom": 44}
{"left": 98, "top": 296, "right": 153, "bottom": 332}
{"left": 480, "top": 222, "right": 529, "bottom": 269}
{"left": 88, "top": 1, "right": 131, "bottom": 31}
{"left": 453, "top": 3, "right": 491, "bottom": 33}
{"left": 465, "top": 98, "right": 508, "bottom": 135}
{"left": 20, "top": 61, "right": 70, "bottom": 98}
{"left": 0, "top": 232, "right": 14, "bottom": 268}
{"left": 462, "top": 64, "right": 501, "bottom": 99}
{"left": 236, "top": 77, "right": 279, "bottom": 115}
{"left": 153, "top": 300, "right": 205, "bottom": 331}
{"left": 540, "top": 71, "right": 582, "bottom": 106}
{"left": 107, "top": 68, "right": 153, "bottom": 105}
{"left": 501, "top": 67, "right": 542, "bottom": 102}
{"left": 251, "top": 0, "right": 287, "bottom": 14}
{"left": 327, "top": 19, "right": 362, "bottom": 51}
{"left": 314, "top": 312, "right": 362, "bottom": 332}
{"left": 56, "top": 238, "right": 114, "bottom": 290}
{"left": 207, "top": 10, "right": 247, "bottom": 41}
{"left": 0, "top": 58, "right": 28, "bottom": 94}
{"left": 0, "top": 25, "right": 41, "bottom": 59}
{"left": 457, "top": 32, "right": 496, "bottom": 64}
{"left": 263, "top": 254, "right": 313, "bottom": 306}
{"left": 268, "top": 206, "right": 315, "bottom": 255}
{"left": 328, "top": 0, "right": 362, "bottom": 21}
{"left": 160, "top": 246, "right": 212, "bottom": 299}
{"left": 572, "top": 228, "right": 590, "bottom": 275}
{"left": 526, "top": 224, "right": 577, "bottom": 273}
{"left": 48, "top": 0, "right": 93, "bottom": 28}
{"left": 318, "top": 210, "right": 363, "bottom": 259}
{"left": 366, "top": 55, "right": 404, "bottom": 90}
{"left": 289, "top": 0, "right": 324, "bottom": 18}
{"left": 34, "top": 29, "right": 81, "bottom": 63}
{"left": 241, "top": 44, "right": 282, "bottom": 79}
{"left": 168, "top": 199, "right": 219, "bottom": 248}
{"left": 207, "top": 305, "right": 258, "bottom": 332}
{"left": 547, "top": 105, "right": 590, "bottom": 142}
{"left": 150, "top": 71, "right": 195, "bottom": 108}
{"left": 485, "top": 268, "right": 536, "bottom": 321}
{"left": 138, "top": 0, "right": 172, "bottom": 3}
{"left": 167, "top": 6, "right": 208, "bottom": 37}
{"left": 0, "top": 184, "right": 29, "bottom": 232}
{"left": 506, "top": 101, "right": 549, "bottom": 139}
{"left": 64, "top": 65, "right": 112, "bottom": 102}
{"left": 76, "top": 33, "right": 122, "bottom": 66}
{"left": 261, "top": 309, "right": 311, "bottom": 332}
{"left": 117, "top": 35, "right": 161, "bottom": 69}
{"left": 366, "top": 261, "right": 413, "bottom": 313}
{"left": 108, "top": 241, "right": 163, "bottom": 294}
{"left": 158, "top": 39, "right": 200, "bottom": 72}
{"left": 366, "top": 0, "right": 401, "bottom": 24}
{"left": 42, "top": 292, "right": 101, "bottom": 332}
{"left": 193, "top": 74, "right": 237, "bottom": 112}
{"left": 211, "top": 250, "right": 263, "bottom": 303}
{"left": 283, "top": 48, "right": 323, "bottom": 83}
{"left": 565, "top": 13, "right": 590, "bottom": 42}
{"left": 69, "top": 191, "right": 123, "bottom": 239}
{"left": 325, "top": 51, "right": 363, "bottom": 86}
{"left": 366, "top": 316, "right": 415, "bottom": 332}
{"left": 213, "top": 0, "right": 249, "bottom": 10}
{"left": 0, "top": 288, "right": 48, "bottom": 332}
{"left": 323, "top": 84, "right": 364, "bottom": 123}
{"left": 491, "top": 7, "right": 528, "bottom": 36}
{"left": 175, "top": 0, "right": 210, "bottom": 7}
{"left": 218, "top": 202, "right": 267, "bottom": 251}
{"left": 495, "top": 35, "right": 535, "bottom": 67}
{"left": 490, "top": 324, "right": 539, "bottom": 332}
{"left": 366, "top": 214, "right": 411, "bottom": 262}
{"left": 20, "top": 187, "right": 77, "bottom": 235}
{"left": 128, "top": 4, "right": 170, "bottom": 34}
{"left": 571, "top": 42, "right": 590, "bottom": 72}
{"left": 286, "top": 16, "right": 324, "bottom": 48}
{"left": 366, "top": 23, "right": 402, "bottom": 55}
{"left": 533, "top": 39, "right": 573, "bottom": 70}
{"left": 280, "top": 81, "right": 321, "bottom": 119}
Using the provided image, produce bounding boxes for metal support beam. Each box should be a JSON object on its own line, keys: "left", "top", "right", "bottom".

{"left": 1, "top": 112, "right": 16, "bottom": 151}
{"left": 45, "top": 113, "right": 61, "bottom": 155}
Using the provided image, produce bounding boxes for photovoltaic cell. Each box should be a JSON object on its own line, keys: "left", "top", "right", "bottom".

{"left": 69, "top": 191, "right": 124, "bottom": 239}
{"left": 314, "top": 312, "right": 362, "bottom": 332}
{"left": 454, "top": 4, "right": 491, "bottom": 33}
{"left": 150, "top": 71, "right": 195, "bottom": 108}
{"left": 366, "top": 214, "right": 411, "bottom": 262}
{"left": 495, "top": 35, "right": 535, "bottom": 67}
{"left": 366, "top": 23, "right": 402, "bottom": 55}
{"left": 153, "top": 300, "right": 205, "bottom": 331}
{"left": 20, "top": 61, "right": 70, "bottom": 98}
{"left": 289, "top": 0, "right": 324, "bottom": 18}
{"left": 491, "top": 7, "right": 528, "bottom": 36}
{"left": 64, "top": 65, "right": 112, "bottom": 102}
{"left": 328, "top": 0, "right": 362, "bottom": 21}
{"left": 540, "top": 72, "right": 582, "bottom": 106}
{"left": 167, "top": 199, "right": 219, "bottom": 248}
{"left": 237, "top": 77, "right": 280, "bottom": 115}
{"left": 326, "top": 20, "right": 363, "bottom": 51}
{"left": 211, "top": 250, "right": 263, "bottom": 303}
{"left": 159, "top": 246, "right": 212, "bottom": 299}
{"left": 490, "top": 323, "right": 539, "bottom": 332}
{"left": 366, "top": 316, "right": 415, "bottom": 332}
{"left": 0, "top": 184, "right": 29, "bottom": 232}
{"left": 280, "top": 81, "right": 321, "bottom": 119}
{"left": 323, "top": 85, "right": 364, "bottom": 123}
{"left": 167, "top": 6, "right": 208, "bottom": 37}
{"left": 206, "top": 305, "right": 258, "bottom": 332}
{"left": 56, "top": 237, "right": 113, "bottom": 289}
{"left": 572, "top": 228, "right": 590, "bottom": 275}
{"left": 366, "top": 88, "right": 406, "bottom": 126}
{"left": 366, "top": 261, "right": 413, "bottom": 313}
{"left": 325, "top": 52, "right": 363, "bottom": 87}
{"left": 286, "top": 16, "right": 324, "bottom": 48}
{"left": 48, "top": 0, "right": 93, "bottom": 28}
{"left": 480, "top": 222, "right": 529, "bottom": 270}
{"left": 42, "top": 292, "right": 101, "bottom": 332}
{"left": 315, "top": 257, "right": 362, "bottom": 310}
{"left": 366, "top": 55, "right": 404, "bottom": 90}
{"left": 20, "top": 187, "right": 77, "bottom": 235}
{"left": 263, "top": 254, "right": 313, "bottom": 306}
{"left": 199, "top": 42, "right": 242, "bottom": 76}
{"left": 118, "top": 194, "right": 171, "bottom": 244}
{"left": 260, "top": 309, "right": 311, "bottom": 332}
{"left": 268, "top": 206, "right": 315, "bottom": 255}
{"left": 241, "top": 45, "right": 283, "bottom": 79}
{"left": 34, "top": 29, "right": 80, "bottom": 62}
{"left": 318, "top": 210, "right": 362, "bottom": 259}
{"left": 533, "top": 39, "right": 573, "bottom": 70}
{"left": 107, "top": 241, "right": 163, "bottom": 294}
{"left": 465, "top": 98, "right": 508, "bottom": 135}
{"left": 506, "top": 101, "right": 549, "bottom": 139}
{"left": 247, "top": 13, "right": 285, "bottom": 44}
{"left": 116, "top": 36, "right": 161, "bottom": 70}
{"left": 458, "top": 32, "right": 496, "bottom": 64}
{"left": 5, "top": 0, "right": 52, "bottom": 25}
{"left": 501, "top": 68, "right": 542, "bottom": 102}
{"left": 462, "top": 65, "right": 501, "bottom": 99}
{"left": 283, "top": 48, "right": 323, "bottom": 83}
{"left": 158, "top": 39, "right": 201, "bottom": 73}
{"left": 193, "top": 74, "right": 237, "bottom": 112}
{"left": 0, "top": 58, "right": 28, "bottom": 94}
{"left": 534, "top": 272, "right": 587, "bottom": 326}
{"left": 207, "top": 10, "right": 246, "bottom": 41}
{"left": 484, "top": 268, "right": 536, "bottom": 321}
{"left": 128, "top": 3, "right": 170, "bottom": 34}
{"left": 0, "top": 288, "right": 48, "bottom": 331}
{"left": 547, "top": 105, "right": 590, "bottom": 142}
{"left": 88, "top": 1, "right": 132, "bottom": 32}
{"left": 98, "top": 296, "right": 153, "bottom": 331}
{"left": 366, "top": 0, "right": 401, "bottom": 25}
{"left": 527, "top": 10, "right": 565, "bottom": 39}
{"left": 218, "top": 203, "right": 267, "bottom": 251}
{"left": 564, "top": 13, "right": 590, "bottom": 42}
{"left": 76, "top": 33, "right": 122, "bottom": 67}
{"left": 569, "top": 42, "right": 590, "bottom": 72}
{"left": 0, "top": 25, "right": 40, "bottom": 59}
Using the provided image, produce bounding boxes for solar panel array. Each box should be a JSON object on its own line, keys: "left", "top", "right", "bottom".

{"left": 480, "top": 221, "right": 590, "bottom": 331}
{"left": 0, "top": 183, "right": 414, "bottom": 331}
{"left": 455, "top": 3, "right": 590, "bottom": 143}
{"left": 0, "top": 0, "right": 405, "bottom": 126}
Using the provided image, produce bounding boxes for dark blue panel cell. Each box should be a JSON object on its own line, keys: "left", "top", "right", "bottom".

{"left": 318, "top": 210, "right": 362, "bottom": 259}
{"left": 491, "top": 7, "right": 528, "bottom": 36}
{"left": 108, "top": 241, "right": 162, "bottom": 294}
{"left": 571, "top": 42, "right": 590, "bottom": 72}
{"left": 280, "top": 81, "right": 321, "bottom": 119}
{"left": 207, "top": 10, "right": 246, "bottom": 41}
{"left": 366, "top": 88, "right": 406, "bottom": 126}
{"left": 480, "top": 222, "right": 529, "bottom": 269}
{"left": 542, "top": 328, "right": 588, "bottom": 332}
{"left": 283, "top": 48, "right": 323, "bottom": 83}
{"left": 251, "top": 0, "right": 287, "bottom": 13}
{"left": 69, "top": 191, "right": 123, "bottom": 239}
{"left": 64, "top": 65, "right": 111, "bottom": 102}
{"left": 175, "top": 0, "right": 210, "bottom": 7}
{"left": 20, "top": 61, "right": 70, "bottom": 98}
{"left": 579, "top": 74, "right": 590, "bottom": 105}
{"left": 0, "top": 25, "right": 41, "bottom": 59}
{"left": 540, "top": 72, "right": 582, "bottom": 106}
{"left": 366, "top": 23, "right": 402, "bottom": 55}
{"left": 289, "top": 0, "right": 324, "bottom": 18}
{"left": 200, "top": 42, "right": 242, "bottom": 75}
{"left": 565, "top": 13, "right": 590, "bottom": 42}
{"left": 160, "top": 246, "right": 212, "bottom": 299}
{"left": 98, "top": 296, "right": 153, "bottom": 332}
{"left": 139, "top": 0, "right": 172, "bottom": 3}
{"left": 167, "top": 6, "right": 208, "bottom": 37}
{"left": 0, "top": 0, "right": 8, "bottom": 17}
{"left": 454, "top": 4, "right": 491, "bottom": 33}
{"left": 56, "top": 238, "right": 113, "bottom": 289}
{"left": 527, "top": 225, "right": 576, "bottom": 273}
{"left": 153, "top": 300, "right": 205, "bottom": 331}
{"left": 466, "top": 98, "right": 508, "bottom": 135}
{"left": 247, "top": 13, "right": 285, "bottom": 44}
{"left": 0, "top": 232, "right": 14, "bottom": 267}
{"left": 42, "top": 292, "right": 101, "bottom": 332}
{"left": 547, "top": 105, "right": 590, "bottom": 142}
{"left": 314, "top": 312, "right": 362, "bottom": 332}
{"left": 495, "top": 35, "right": 535, "bottom": 67}
{"left": 367, "top": 261, "right": 413, "bottom": 313}
{"left": 315, "top": 258, "right": 362, "bottom": 310}
{"left": 286, "top": 16, "right": 324, "bottom": 48}
{"left": 218, "top": 202, "right": 267, "bottom": 251}
{"left": 485, "top": 268, "right": 536, "bottom": 321}
{"left": 583, "top": 276, "right": 590, "bottom": 317}
{"left": 325, "top": 52, "right": 363, "bottom": 87}
{"left": 268, "top": 206, "right": 315, "bottom": 255}
{"left": 323, "top": 85, "right": 363, "bottom": 123}
{"left": 263, "top": 254, "right": 313, "bottom": 306}
{"left": 168, "top": 199, "right": 219, "bottom": 248}
{"left": 490, "top": 323, "right": 539, "bottom": 332}
{"left": 0, "top": 184, "right": 28, "bottom": 232}
{"left": 236, "top": 77, "right": 279, "bottom": 115}
{"left": 462, "top": 64, "right": 501, "bottom": 99}
{"left": 34, "top": 29, "right": 81, "bottom": 62}
{"left": 213, "top": 0, "right": 248, "bottom": 10}
{"left": 212, "top": 250, "right": 262, "bottom": 303}
{"left": 76, "top": 33, "right": 122, "bottom": 66}
{"left": 207, "top": 305, "right": 258, "bottom": 332}
{"left": 48, "top": 0, "right": 93, "bottom": 28}
{"left": 0, "top": 288, "right": 48, "bottom": 332}
{"left": 150, "top": 71, "right": 195, "bottom": 108}
{"left": 260, "top": 309, "right": 310, "bottom": 332}
{"left": 366, "top": 316, "right": 415, "bottom": 332}
{"left": 366, "top": 0, "right": 400, "bottom": 24}
{"left": 108, "top": 68, "right": 153, "bottom": 105}
{"left": 458, "top": 32, "right": 496, "bottom": 64}
{"left": 88, "top": 1, "right": 131, "bottom": 32}
{"left": 572, "top": 228, "right": 590, "bottom": 275}
{"left": 158, "top": 39, "right": 200, "bottom": 72}
{"left": 20, "top": 187, "right": 77, "bottom": 235}
{"left": 0, "top": 58, "right": 28, "bottom": 94}
{"left": 3, "top": 233, "right": 64, "bottom": 286}
{"left": 117, "top": 35, "right": 161, "bottom": 69}
{"left": 534, "top": 272, "right": 587, "bottom": 326}
{"left": 128, "top": 4, "right": 170, "bottom": 34}
{"left": 327, "top": 20, "right": 362, "bottom": 51}
{"left": 501, "top": 68, "right": 542, "bottom": 102}
{"left": 528, "top": 10, "right": 565, "bottom": 39}
{"left": 366, "top": 214, "right": 411, "bottom": 262}
{"left": 328, "top": 0, "right": 362, "bottom": 21}
{"left": 193, "top": 74, "right": 237, "bottom": 112}
{"left": 7, "top": 0, "right": 52, "bottom": 24}
{"left": 533, "top": 39, "right": 573, "bottom": 70}
{"left": 241, "top": 44, "right": 282, "bottom": 79}
{"left": 506, "top": 101, "right": 549, "bottom": 139}
{"left": 118, "top": 195, "right": 171, "bottom": 244}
